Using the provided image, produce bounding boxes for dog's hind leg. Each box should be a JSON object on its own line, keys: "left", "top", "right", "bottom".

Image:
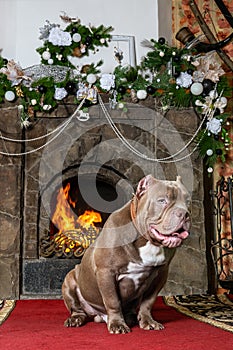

{"left": 62, "top": 268, "right": 88, "bottom": 327}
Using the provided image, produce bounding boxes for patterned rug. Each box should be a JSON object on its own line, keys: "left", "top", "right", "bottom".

{"left": 0, "top": 300, "right": 16, "bottom": 325}
{"left": 164, "top": 294, "right": 233, "bottom": 333}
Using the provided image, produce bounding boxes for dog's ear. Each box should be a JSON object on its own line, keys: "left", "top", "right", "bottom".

{"left": 136, "top": 175, "right": 157, "bottom": 199}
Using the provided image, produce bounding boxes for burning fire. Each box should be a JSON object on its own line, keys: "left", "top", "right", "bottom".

{"left": 51, "top": 183, "right": 102, "bottom": 256}
{"left": 78, "top": 210, "right": 102, "bottom": 229}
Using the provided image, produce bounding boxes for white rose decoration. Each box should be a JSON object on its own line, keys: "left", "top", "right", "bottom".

{"left": 54, "top": 87, "right": 68, "bottom": 100}
{"left": 206, "top": 117, "right": 222, "bottom": 135}
{"left": 48, "top": 27, "right": 72, "bottom": 46}
{"left": 100, "top": 74, "right": 115, "bottom": 91}
{"left": 176, "top": 72, "right": 193, "bottom": 88}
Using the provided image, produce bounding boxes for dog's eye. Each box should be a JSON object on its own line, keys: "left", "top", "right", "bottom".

{"left": 157, "top": 198, "right": 167, "bottom": 205}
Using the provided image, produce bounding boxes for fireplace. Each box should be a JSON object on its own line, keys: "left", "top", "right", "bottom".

{"left": 0, "top": 98, "right": 209, "bottom": 299}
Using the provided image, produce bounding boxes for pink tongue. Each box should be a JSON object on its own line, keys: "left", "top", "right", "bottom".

{"left": 172, "top": 231, "right": 189, "bottom": 240}
{"left": 150, "top": 227, "right": 189, "bottom": 242}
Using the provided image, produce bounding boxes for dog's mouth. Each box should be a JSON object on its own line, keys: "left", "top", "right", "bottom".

{"left": 149, "top": 224, "right": 189, "bottom": 248}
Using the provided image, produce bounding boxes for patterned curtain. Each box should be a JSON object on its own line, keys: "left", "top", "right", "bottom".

{"left": 172, "top": 0, "right": 233, "bottom": 290}
{"left": 172, "top": 0, "right": 233, "bottom": 58}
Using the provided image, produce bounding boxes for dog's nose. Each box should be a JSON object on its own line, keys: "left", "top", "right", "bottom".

{"left": 174, "top": 207, "right": 187, "bottom": 218}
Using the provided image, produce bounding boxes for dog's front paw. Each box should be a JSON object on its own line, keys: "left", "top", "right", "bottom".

{"left": 64, "top": 313, "right": 87, "bottom": 327}
{"left": 108, "top": 320, "right": 131, "bottom": 334}
{"left": 138, "top": 315, "right": 164, "bottom": 331}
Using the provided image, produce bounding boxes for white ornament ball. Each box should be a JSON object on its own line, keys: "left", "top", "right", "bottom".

{"left": 206, "top": 149, "right": 213, "bottom": 156}
{"left": 220, "top": 96, "right": 228, "bottom": 106}
{"left": 86, "top": 73, "right": 97, "bottom": 84}
{"left": 72, "top": 33, "right": 81, "bottom": 43}
{"left": 31, "top": 99, "right": 37, "bottom": 106}
{"left": 42, "top": 51, "right": 51, "bottom": 60}
{"left": 118, "top": 102, "right": 125, "bottom": 109}
{"left": 136, "top": 89, "right": 147, "bottom": 100}
{"left": 207, "top": 167, "right": 213, "bottom": 173}
{"left": 5, "top": 90, "right": 15, "bottom": 102}
{"left": 48, "top": 58, "right": 54, "bottom": 65}
{"left": 190, "top": 82, "right": 203, "bottom": 95}
{"left": 100, "top": 38, "right": 105, "bottom": 44}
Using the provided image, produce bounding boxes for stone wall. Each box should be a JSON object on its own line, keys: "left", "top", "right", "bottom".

{"left": 0, "top": 105, "right": 23, "bottom": 298}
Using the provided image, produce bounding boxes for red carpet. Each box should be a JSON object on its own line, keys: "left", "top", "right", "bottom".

{"left": 1, "top": 298, "right": 233, "bottom": 350}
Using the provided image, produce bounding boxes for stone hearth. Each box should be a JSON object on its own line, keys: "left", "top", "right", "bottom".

{"left": 0, "top": 97, "right": 208, "bottom": 298}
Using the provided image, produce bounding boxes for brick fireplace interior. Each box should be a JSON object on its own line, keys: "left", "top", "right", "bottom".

{"left": 0, "top": 97, "right": 209, "bottom": 299}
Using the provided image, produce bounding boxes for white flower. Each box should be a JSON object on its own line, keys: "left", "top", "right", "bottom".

{"left": 159, "top": 51, "right": 165, "bottom": 57}
{"left": 54, "top": 87, "right": 68, "bottom": 100}
{"left": 176, "top": 72, "right": 193, "bottom": 88}
{"left": 206, "top": 117, "right": 222, "bottom": 135}
{"left": 48, "top": 27, "right": 72, "bottom": 46}
{"left": 195, "top": 96, "right": 213, "bottom": 114}
{"left": 100, "top": 73, "right": 115, "bottom": 91}
{"left": 214, "top": 97, "right": 227, "bottom": 114}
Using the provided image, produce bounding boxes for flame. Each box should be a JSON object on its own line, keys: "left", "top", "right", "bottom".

{"left": 51, "top": 183, "right": 76, "bottom": 233}
{"left": 51, "top": 182, "right": 102, "bottom": 236}
{"left": 77, "top": 210, "right": 102, "bottom": 229}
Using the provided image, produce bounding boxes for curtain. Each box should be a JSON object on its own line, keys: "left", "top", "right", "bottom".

{"left": 172, "top": 0, "right": 233, "bottom": 290}
{"left": 172, "top": 0, "right": 233, "bottom": 58}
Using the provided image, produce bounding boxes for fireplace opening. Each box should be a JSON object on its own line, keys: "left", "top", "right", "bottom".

{"left": 23, "top": 172, "right": 129, "bottom": 297}
{"left": 40, "top": 175, "right": 126, "bottom": 259}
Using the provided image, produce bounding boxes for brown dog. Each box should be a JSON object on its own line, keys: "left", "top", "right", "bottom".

{"left": 62, "top": 175, "right": 191, "bottom": 334}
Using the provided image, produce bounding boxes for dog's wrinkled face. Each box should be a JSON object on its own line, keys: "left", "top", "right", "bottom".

{"left": 134, "top": 175, "right": 191, "bottom": 248}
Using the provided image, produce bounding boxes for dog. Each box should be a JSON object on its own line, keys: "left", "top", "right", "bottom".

{"left": 62, "top": 175, "right": 191, "bottom": 334}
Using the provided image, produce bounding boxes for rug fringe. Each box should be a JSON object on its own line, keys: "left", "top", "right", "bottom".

{"left": 0, "top": 300, "right": 16, "bottom": 325}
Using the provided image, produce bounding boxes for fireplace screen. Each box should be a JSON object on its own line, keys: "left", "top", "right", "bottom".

{"left": 40, "top": 177, "right": 115, "bottom": 259}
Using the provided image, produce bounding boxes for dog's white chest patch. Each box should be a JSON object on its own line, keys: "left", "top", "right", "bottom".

{"left": 138, "top": 241, "right": 166, "bottom": 266}
{"left": 118, "top": 242, "right": 167, "bottom": 289}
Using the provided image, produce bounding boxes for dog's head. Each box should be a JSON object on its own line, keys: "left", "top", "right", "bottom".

{"left": 132, "top": 175, "right": 191, "bottom": 248}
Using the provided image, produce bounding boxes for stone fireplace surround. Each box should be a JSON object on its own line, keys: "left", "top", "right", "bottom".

{"left": 0, "top": 96, "right": 208, "bottom": 299}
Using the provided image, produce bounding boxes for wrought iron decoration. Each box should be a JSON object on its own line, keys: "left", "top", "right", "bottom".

{"left": 210, "top": 177, "right": 233, "bottom": 293}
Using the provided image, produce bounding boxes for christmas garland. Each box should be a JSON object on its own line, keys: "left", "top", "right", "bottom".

{"left": 0, "top": 13, "right": 231, "bottom": 172}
